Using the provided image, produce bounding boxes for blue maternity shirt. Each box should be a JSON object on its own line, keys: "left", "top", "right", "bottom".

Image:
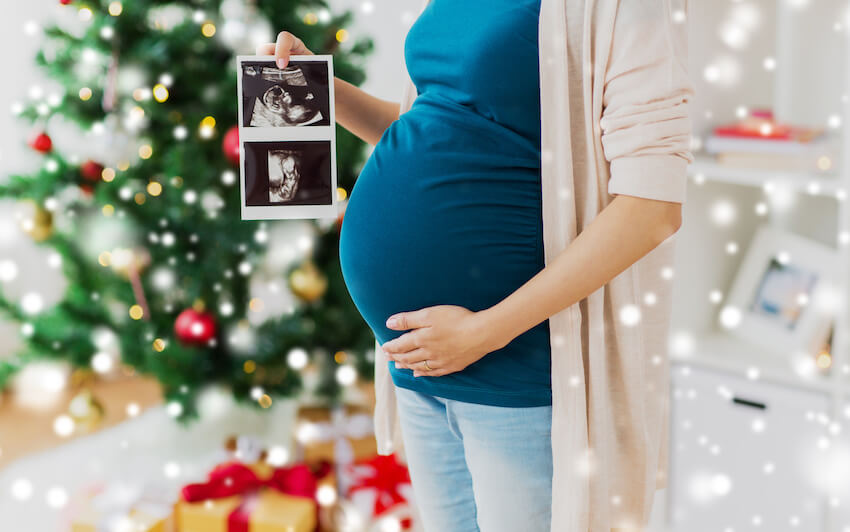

{"left": 339, "top": 0, "right": 551, "bottom": 407}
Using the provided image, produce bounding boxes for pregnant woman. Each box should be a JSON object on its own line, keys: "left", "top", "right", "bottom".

{"left": 259, "top": 0, "right": 693, "bottom": 529}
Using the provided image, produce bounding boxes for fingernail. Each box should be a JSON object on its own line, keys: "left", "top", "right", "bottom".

{"left": 413, "top": 372, "right": 420, "bottom": 377}
{"left": 276, "top": 58, "right": 286, "bottom": 68}
{"left": 386, "top": 317, "right": 398, "bottom": 327}
{"left": 394, "top": 361, "right": 399, "bottom": 369}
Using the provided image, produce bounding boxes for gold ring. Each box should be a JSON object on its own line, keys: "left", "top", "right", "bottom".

{"left": 423, "top": 359, "right": 432, "bottom": 371}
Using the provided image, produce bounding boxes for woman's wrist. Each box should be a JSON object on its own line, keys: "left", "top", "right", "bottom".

{"left": 474, "top": 303, "right": 525, "bottom": 353}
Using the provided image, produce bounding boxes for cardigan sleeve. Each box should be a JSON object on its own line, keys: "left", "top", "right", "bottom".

{"left": 599, "top": 0, "right": 695, "bottom": 204}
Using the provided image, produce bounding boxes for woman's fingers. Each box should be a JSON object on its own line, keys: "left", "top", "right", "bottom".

{"left": 273, "top": 31, "right": 313, "bottom": 68}
{"left": 274, "top": 31, "right": 293, "bottom": 67}
{"left": 413, "top": 359, "right": 449, "bottom": 377}
{"left": 391, "top": 347, "right": 426, "bottom": 366}
{"left": 257, "top": 32, "right": 313, "bottom": 67}
{"left": 395, "top": 354, "right": 452, "bottom": 377}
{"left": 287, "top": 34, "right": 313, "bottom": 56}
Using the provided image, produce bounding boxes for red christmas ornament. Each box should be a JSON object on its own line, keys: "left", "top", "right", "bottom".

{"left": 222, "top": 126, "right": 240, "bottom": 165}
{"left": 59, "top": 0, "right": 72, "bottom": 4}
{"left": 29, "top": 132, "right": 52, "bottom": 153}
{"left": 174, "top": 308, "right": 217, "bottom": 345}
{"left": 80, "top": 159, "right": 104, "bottom": 181}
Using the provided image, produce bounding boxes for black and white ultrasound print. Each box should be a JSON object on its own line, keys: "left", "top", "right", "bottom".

{"left": 237, "top": 55, "right": 337, "bottom": 220}
{"left": 241, "top": 61, "right": 330, "bottom": 128}
{"left": 268, "top": 148, "right": 302, "bottom": 203}
{"left": 242, "top": 141, "right": 333, "bottom": 208}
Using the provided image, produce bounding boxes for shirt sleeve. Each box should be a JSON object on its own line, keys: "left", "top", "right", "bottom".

{"left": 600, "top": 0, "right": 695, "bottom": 204}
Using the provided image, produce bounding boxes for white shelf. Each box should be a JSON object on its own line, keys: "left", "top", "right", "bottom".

{"left": 687, "top": 154, "right": 844, "bottom": 197}
{"left": 662, "top": 4, "right": 850, "bottom": 531}
{"left": 669, "top": 331, "right": 836, "bottom": 396}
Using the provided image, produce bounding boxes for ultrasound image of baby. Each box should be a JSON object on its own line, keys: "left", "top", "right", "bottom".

{"left": 268, "top": 149, "right": 301, "bottom": 202}
{"left": 246, "top": 65, "right": 324, "bottom": 127}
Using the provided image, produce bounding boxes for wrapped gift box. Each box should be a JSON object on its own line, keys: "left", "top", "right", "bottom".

{"left": 295, "top": 403, "right": 377, "bottom": 466}
{"left": 337, "top": 453, "right": 419, "bottom": 532}
{"left": 70, "top": 482, "right": 176, "bottom": 532}
{"left": 176, "top": 460, "right": 320, "bottom": 532}
{"left": 177, "top": 490, "right": 315, "bottom": 532}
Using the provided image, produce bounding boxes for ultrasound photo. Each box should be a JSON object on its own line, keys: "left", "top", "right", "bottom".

{"left": 268, "top": 149, "right": 302, "bottom": 202}
{"left": 237, "top": 55, "right": 338, "bottom": 220}
{"left": 243, "top": 141, "right": 332, "bottom": 208}
{"left": 241, "top": 60, "right": 330, "bottom": 128}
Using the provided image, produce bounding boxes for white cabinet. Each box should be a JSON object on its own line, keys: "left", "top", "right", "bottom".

{"left": 830, "top": 396, "right": 850, "bottom": 532}
{"left": 659, "top": 2, "right": 850, "bottom": 531}
{"left": 667, "top": 363, "right": 831, "bottom": 531}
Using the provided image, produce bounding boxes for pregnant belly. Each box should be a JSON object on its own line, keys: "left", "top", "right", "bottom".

{"left": 338, "top": 105, "right": 545, "bottom": 346}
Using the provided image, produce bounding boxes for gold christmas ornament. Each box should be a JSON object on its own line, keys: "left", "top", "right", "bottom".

{"left": 288, "top": 260, "right": 328, "bottom": 302}
{"left": 22, "top": 204, "right": 53, "bottom": 242}
{"left": 68, "top": 388, "right": 105, "bottom": 434}
{"left": 70, "top": 368, "right": 97, "bottom": 389}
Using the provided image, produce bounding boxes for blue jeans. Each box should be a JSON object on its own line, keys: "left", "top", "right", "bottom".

{"left": 394, "top": 384, "right": 553, "bottom": 532}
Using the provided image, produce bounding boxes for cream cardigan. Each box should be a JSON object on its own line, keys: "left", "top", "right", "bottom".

{"left": 371, "top": 0, "right": 695, "bottom": 530}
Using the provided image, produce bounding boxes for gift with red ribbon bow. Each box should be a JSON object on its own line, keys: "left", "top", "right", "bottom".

{"left": 338, "top": 453, "right": 417, "bottom": 531}
{"left": 177, "top": 459, "right": 333, "bottom": 532}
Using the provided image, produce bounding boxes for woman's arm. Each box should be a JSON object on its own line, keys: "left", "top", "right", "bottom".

{"left": 258, "top": 32, "right": 400, "bottom": 146}
{"left": 477, "top": 195, "right": 681, "bottom": 352}
{"left": 380, "top": 196, "right": 681, "bottom": 375}
{"left": 333, "top": 76, "right": 400, "bottom": 146}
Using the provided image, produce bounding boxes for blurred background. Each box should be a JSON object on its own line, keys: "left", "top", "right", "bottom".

{"left": 0, "top": 0, "right": 848, "bottom": 531}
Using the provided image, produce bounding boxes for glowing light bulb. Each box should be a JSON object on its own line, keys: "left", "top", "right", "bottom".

{"left": 152, "top": 84, "right": 169, "bottom": 103}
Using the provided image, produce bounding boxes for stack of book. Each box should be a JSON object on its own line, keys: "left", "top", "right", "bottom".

{"left": 704, "top": 108, "right": 840, "bottom": 173}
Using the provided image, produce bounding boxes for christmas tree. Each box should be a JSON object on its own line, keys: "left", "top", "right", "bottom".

{"left": 1, "top": 0, "right": 376, "bottom": 421}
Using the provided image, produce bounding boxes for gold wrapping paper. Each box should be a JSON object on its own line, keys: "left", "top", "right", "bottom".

{"left": 296, "top": 404, "right": 377, "bottom": 465}
{"left": 176, "top": 490, "right": 316, "bottom": 532}
{"left": 70, "top": 494, "right": 175, "bottom": 532}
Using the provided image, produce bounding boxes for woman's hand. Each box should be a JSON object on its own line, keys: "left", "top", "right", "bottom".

{"left": 381, "top": 305, "right": 509, "bottom": 377}
{"left": 256, "top": 31, "right": 314, "bottom": 69}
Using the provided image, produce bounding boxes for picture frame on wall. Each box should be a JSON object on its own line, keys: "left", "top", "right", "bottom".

{"left": 719, "top": 224, "right": 839, "bottom": 360}
{"left": 236, "top": 54, "right": 338, "bottom": 220}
